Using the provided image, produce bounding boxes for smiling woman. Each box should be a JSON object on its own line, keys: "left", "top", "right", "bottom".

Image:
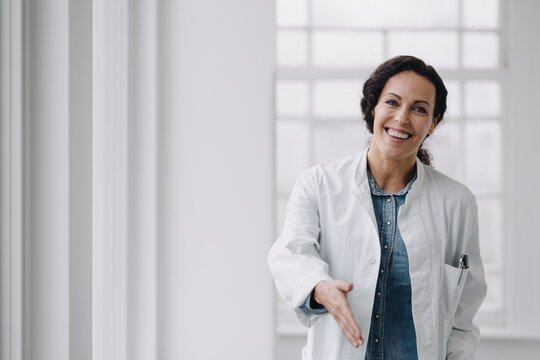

{"left": 268, "top": 56, "right": 487, "bottom": 360}
{"left": 361, "top": 57, "right": 448, "bottom": 168}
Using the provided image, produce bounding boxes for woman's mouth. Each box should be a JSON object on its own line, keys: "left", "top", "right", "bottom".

{"left": 386, "top": 128, "right": 411, "bottom": 139}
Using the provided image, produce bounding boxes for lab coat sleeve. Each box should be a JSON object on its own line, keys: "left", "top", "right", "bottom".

{"left": 267, "top": 169, "right": 333, "bottom": 327}
{"left": 446, "top": 196, "right": 488, "bottom": 359}
{"left": 300, "top": 290, "right": 328, "bottom": 314}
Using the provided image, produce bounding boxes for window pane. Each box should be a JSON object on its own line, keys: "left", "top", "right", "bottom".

{"left": 276, "top": 0, "right": 308, "bottom": 27}
{"left": 478, "top": 198, "right": 503, "bottom": 265}
{"left": 276, "top": 81, "right": 309, "bottom": 116}
{"left": 482, "top": 271, "right": 503, "bottom": 310}
{"left": 313, "top": 80, "right": 363, "bottom": 118}
{"left": 312, "top": 124, "right": 370, "bottom": 164}
{"left": 463, "top": 32, "right": 499, "bottom": 69}
{"left": 463, "top": 0, "right": 499, "bottom": 28}
{"left": 277, "top": 30, "right": 308, "bottom": 66}
{"left": 464, "top": 120, "right": 501, "bottom": 194}
{"left": 445, "top": 80, "right": 461, "bottom": 118}
{"left": 464, "top": 81, "right": 501, "bottom": 117}
{"left": 276, "top": 122, "right": 310, "bottom": 195}
{"left": 312, "top": 31, "right": 384, "bottom": 67}
{"left": 313, "top": 0, "right": 459, "bottom": 28}
{"left": 427, "top": 122, "right": 464, "bottom": 183}
{"left": 387, "top": 31, "right": 459, "bottom": 69}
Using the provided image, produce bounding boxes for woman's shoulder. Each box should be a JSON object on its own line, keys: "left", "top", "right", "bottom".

{"left": 300, "top": 152, "right": 362, "bottom": 184}
{"left": 421, "top": 163, "right": 476, "bottom": 205}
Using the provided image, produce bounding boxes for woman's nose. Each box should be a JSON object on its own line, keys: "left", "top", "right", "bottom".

{"left": 394, "top": 107, "right": 410, "bottom": 124}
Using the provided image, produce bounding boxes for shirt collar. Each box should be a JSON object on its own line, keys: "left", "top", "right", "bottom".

{"left": 353, "top": 146, "right": 426, "bottom": 204}
{"left": 367, "top": 169, "right": 417, "bottom": 197}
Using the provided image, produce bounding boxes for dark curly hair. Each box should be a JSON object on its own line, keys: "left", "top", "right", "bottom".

{"left": 360, "top": 55, "right": 448, "bottom": 166}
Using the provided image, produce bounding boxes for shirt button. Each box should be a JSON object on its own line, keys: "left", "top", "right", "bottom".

{"left": 384, "top": 245, "right": 388, "bottom": 249}
{"left": 386, "top": 198, "right": 391, "bottom": 203}
{"left": 377, "top": 291, "right": 382, "bottom": 296}
{"left": 380, "top": 269, "right": 384, "bottom": 274}
{"left": 386, "top": 221, "right": 391, "bottom": 225}
{"left": 375, "top": 314, "right": 380, "bottom": 319}
{"left": 374, "top": 338, "right": 379, "bottom": 343}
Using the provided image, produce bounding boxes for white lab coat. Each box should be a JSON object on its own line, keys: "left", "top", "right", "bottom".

{"left": 268, "top": 148, "right": 487, "bottom": 360}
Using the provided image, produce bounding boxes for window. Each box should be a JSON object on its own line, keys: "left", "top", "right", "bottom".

{"left": 274, "top": 0, "right": 505, "bottom": 337}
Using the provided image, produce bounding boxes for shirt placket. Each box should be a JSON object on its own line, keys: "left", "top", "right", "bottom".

{"left": 368, "top": 194, "right": 396, "bottom": 359}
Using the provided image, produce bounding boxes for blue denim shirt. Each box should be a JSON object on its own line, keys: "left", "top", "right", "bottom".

{"left": 301, "top": 171, "right": 418, "bottom": 359}
{"left": 365, "top": 171, "right": 418, "bottom": 360}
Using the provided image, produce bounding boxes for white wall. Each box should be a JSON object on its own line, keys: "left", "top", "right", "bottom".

{"left": 154, "top": 0, "right": 275, "bottom": 358}
{"left": 1, "top": 0, "right": 275, "bottom": 359}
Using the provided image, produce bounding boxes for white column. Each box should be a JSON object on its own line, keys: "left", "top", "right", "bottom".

{"left": 22, "top": 0, "right": 93, "bottom": 359}
{"left": 68, "top": 0, "right": 93, "bottom": 359}
{"left": 2, "top": 0, "right": 93, "bottom": 359}
{"left": 1, "top": 0, "right": 24, "bottom": 359}
{"left": 92, "top": 0, "right": 129, "bottom": 359}
{"left": 93, "top": 1, "right": 161, "bottom": 359}
{"left": 26, "top": 1, "right": 70, "bottom": 359}
{"left": 127, "top": 0, "right": 158, "bottom": 359}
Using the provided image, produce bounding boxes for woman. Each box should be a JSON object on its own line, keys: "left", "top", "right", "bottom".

{"left": 268, "top": 56, "right": 487, "bottom": 360}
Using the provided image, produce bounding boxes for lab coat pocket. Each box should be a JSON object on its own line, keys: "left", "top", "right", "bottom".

{"left": 438, "top": 264, "right": 469, "bottom": 358}
{"left": 439, "top": 264, "right": 469, "bottom": 319}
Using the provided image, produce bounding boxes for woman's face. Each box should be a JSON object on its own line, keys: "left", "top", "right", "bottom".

{"left": 371, "top": 71, "right": 437, "bottom": 164}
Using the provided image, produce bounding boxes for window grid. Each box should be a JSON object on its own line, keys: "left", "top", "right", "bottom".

{"left": 275, "top": 0, "right": 506, "bottom": 327}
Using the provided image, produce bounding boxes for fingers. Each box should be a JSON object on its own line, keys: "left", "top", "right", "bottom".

{"left": 333, "top": 300, "right": 363, "bottom": 347}
{"left": 312, "top": 279, "right": 364, "bottom": 347}
{"left": 334, "top": 280, "right": 354, "bottom": 293}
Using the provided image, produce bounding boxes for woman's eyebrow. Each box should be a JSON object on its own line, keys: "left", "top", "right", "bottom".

{"left": 413, "top": 100, "right": 431, "bottom": 108}
{"left": 385, "top": 92, "right": 431, "bottom": 108}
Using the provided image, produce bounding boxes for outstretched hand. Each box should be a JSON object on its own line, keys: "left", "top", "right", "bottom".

{"left": 313, "top": 280, "right": 364, "bottom": 348}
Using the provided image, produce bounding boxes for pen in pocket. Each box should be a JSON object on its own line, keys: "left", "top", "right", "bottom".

{"left": 458, "top": 254, "right": 469, "bottom": 284}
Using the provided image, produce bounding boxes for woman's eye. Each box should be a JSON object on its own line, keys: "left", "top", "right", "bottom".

{"left": 385, "top": 99, "right": 398, "bottom": 106}
{"left": 413, "top": 106, "right": 427, "bottom": 114}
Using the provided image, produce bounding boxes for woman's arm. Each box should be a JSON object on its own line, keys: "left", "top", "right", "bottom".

{"left": 268, "top": 170, "right": 332, "bottom": 326}
{"left": 267, "top": 169, "right": 363, "bottom": 348}
{"left": 267, "top": 169, "right": 333, "bottom": 327}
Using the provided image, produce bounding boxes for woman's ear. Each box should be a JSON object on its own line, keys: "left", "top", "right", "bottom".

{"left": 427, "top": 117, "right": 438, "bottom": 136}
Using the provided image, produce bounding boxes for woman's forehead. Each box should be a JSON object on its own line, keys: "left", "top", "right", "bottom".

{"left": 381, "top": 71, "right": 436, "bottom": 103}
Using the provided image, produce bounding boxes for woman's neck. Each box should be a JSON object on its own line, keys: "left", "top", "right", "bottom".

{"left": 367, "top": 147, "right": 417, "bottom": 194}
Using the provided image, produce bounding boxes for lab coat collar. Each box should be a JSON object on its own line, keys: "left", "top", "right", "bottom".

{"left": 353, "top": 146, "right": 427, "bottom": 202}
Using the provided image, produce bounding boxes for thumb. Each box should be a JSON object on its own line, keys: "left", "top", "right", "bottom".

{"left": 335, "top": 280, "right": 354, "bottom": 293}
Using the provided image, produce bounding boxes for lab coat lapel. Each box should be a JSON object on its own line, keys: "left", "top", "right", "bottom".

{"left": 399, "top": 159, "right": 437, "bottom": 359}
{"left": 352, "top": 148, "right": 378, "bottom": 235}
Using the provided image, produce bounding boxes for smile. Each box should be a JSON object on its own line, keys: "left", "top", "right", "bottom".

{"left": 386, "top": 128, "right": 411, "bottom": 139}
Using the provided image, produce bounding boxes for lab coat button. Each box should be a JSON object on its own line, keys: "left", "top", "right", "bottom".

{"left": 367, "top": 254, "right": 376, "bottom": 264}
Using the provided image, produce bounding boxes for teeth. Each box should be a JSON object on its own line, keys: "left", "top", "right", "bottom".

{"left": 387, "top": 128, "right": 410, "bottom": 139}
